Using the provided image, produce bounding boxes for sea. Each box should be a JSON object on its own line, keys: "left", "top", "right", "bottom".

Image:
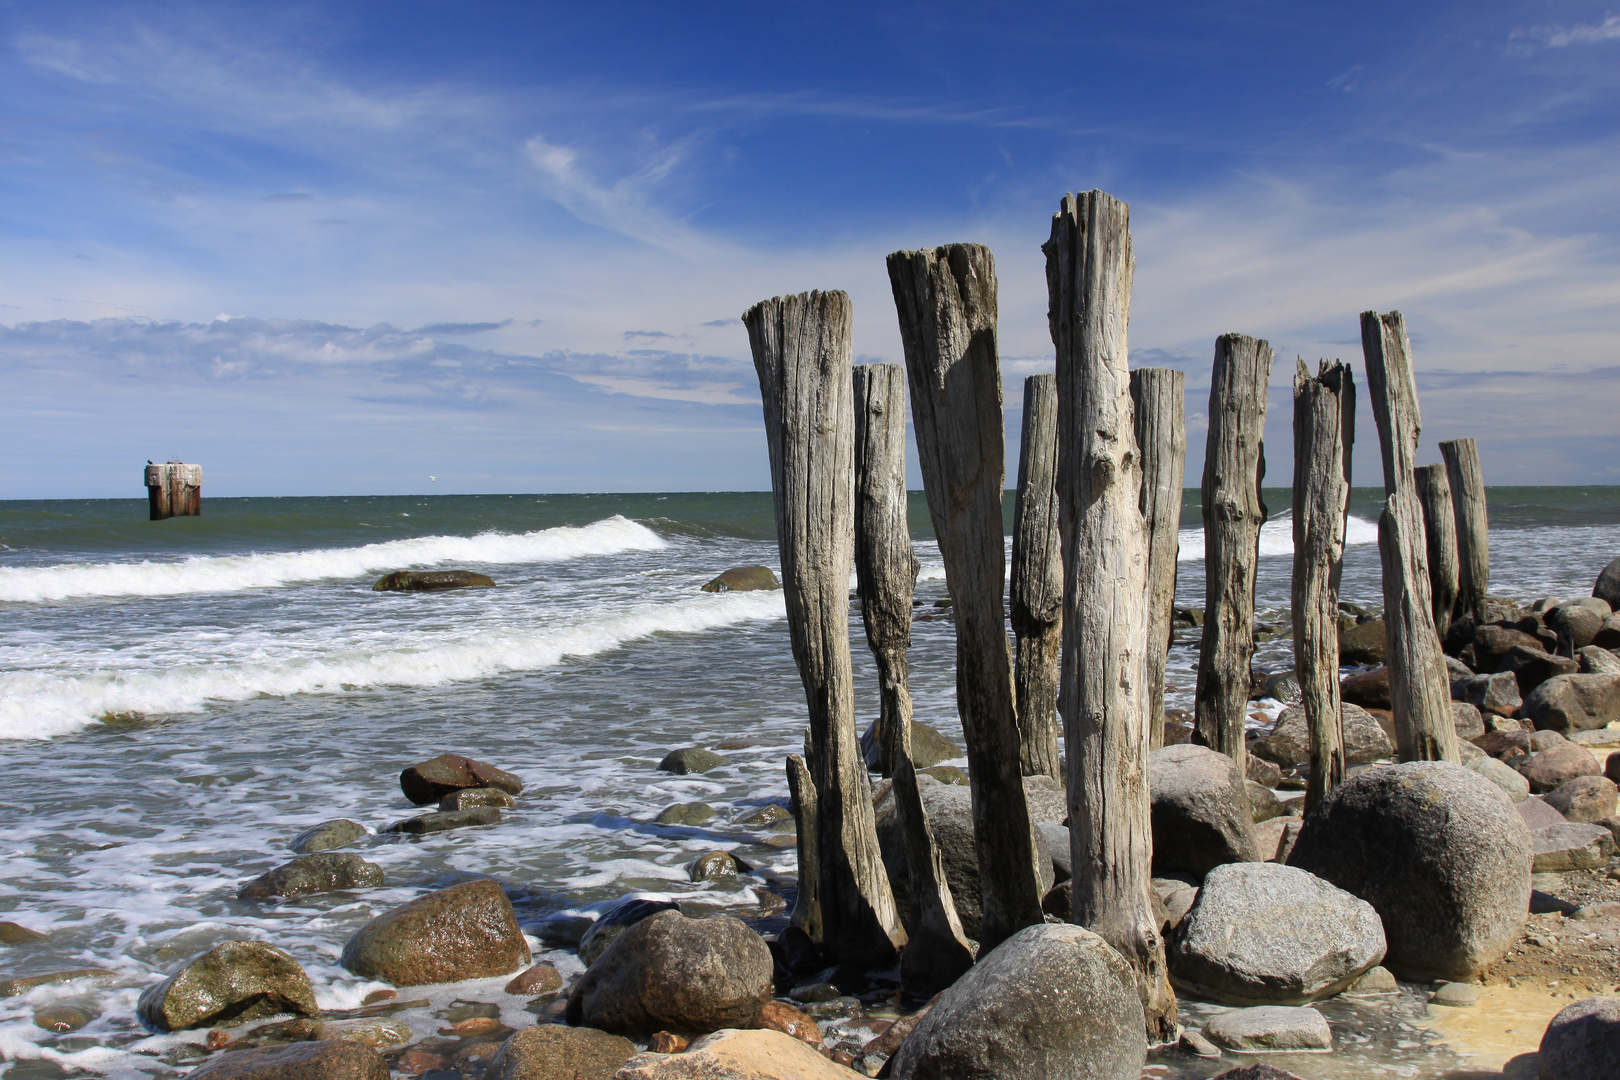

{"left": 0, "top": 487, "right": 1616, "bottom": 1078}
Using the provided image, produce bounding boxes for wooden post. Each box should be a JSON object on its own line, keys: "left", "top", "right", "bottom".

{"left": 853, "top": 363, "right": 975, "bottom": 995}
{"left": 1292, "top": 360, "right": 1354, "bottom": 813}
{"left": 886, "top": 243, "right": 1046, "bottom": 953}
{"left": 785, "top": 753, "right": 821, "bottom": 941}
{"left": 744, "top": 291, "right": 906, "bottom": 967}
{"left": 1131, "top": 368, "right": 1186, "bottom": 750}
{"left": 1360, "top": 311, "right": 1458, "bottom": 764}
{"left": 145, "top": 462, "right": 202, "bottom": 520}
{"left": 1414, "top": 464, "right": 1460, "bottom": 642}
{"left": 1010, "top": 374, "right": 1062, "bottom": 779}
{"left": 1044, "top": 190, "right": 1176, "bottom": 1041}
{"left": 1440, "top": 438, "right": 1489, "bottom": 623}
{"left": 1194, "top": 334, "right": 1273, "bottom": 764}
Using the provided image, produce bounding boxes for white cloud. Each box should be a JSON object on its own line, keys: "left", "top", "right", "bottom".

{"left": 1515, "top": 14, "right": 1620, "bottom": 48}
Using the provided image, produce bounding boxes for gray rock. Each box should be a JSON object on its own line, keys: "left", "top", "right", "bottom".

{"left": 565, "top": 910, "right": 772, "bottom": 1038}
{"left": 1515, "top": 741, "right": 1603, "bottom": 793}
{"left": 237, "top": 854, "right": 384, "bottom": 900}
{"left": 438, "top": 786, "right": 515, "bottom": 811}
{"left": 1247, "top": 781, "right": 1282, "bottom": 824}
{"left": 1203, "top": 1005, "right": 1333, "bottom": 1052}
{"left": 1451, "top": 702, "right": 1486, "bottom": 742}
{"left": 1339, "top": 618, "right": 1386, "bottom": 665}
{"left": 340, "top": 879, "right": 530, "bottom": 986}
{"left": 1247, "top": 754, "right": 1282, "bottom": 788}
{"left": 1255, "top": 703, "right": 1392, "bottom": 768}
{"left": 1549, "top": 604, "right": 1606, "bottom": 650}
{"left": 482, "top": 1023, "right": 637, "bottom": 1080}
{"left": 699, "top": 565, "right": 780, "bottom": 593}
{"left": 1037, "top": 821, "right": 1072, "bottom": 882}
{"left": 1538, "top": 995, "right": 1620, "bottom": 1080}
{"left": 1454, "top": 672, "right": 1523, "bottom": 717}
{"left": 1531, "top": 823, "right": 1616, "bottom": 872}
{"left": 1260, "top": 671, "right": 1302, "bottom": 704}
{"left": 373, "top": 569, "right": 494, "bottom": 592}
{"left": 1580, "top": 597, "right": 1616, "bottom": 618}
{"left": 289, "top": 819, "right": 367, "bottom": 854}
{"left": 1287, "top": 762, "right": 1530, "bottom": 981}
{"left": 1149, "top": 744, "right": 1261, "bottom": 878}
{"left": 1431, "top": 981, "right": 1481, "bottom": 1007}
{"left": 1595, "top": 617, "right": 1620, "bottom": 650}
{"left": 1169, "top": 862, "right": 1385, "bottom": 1005}
{"left": 579, "top": 899, "right": 680, "bottom": 967}
{"left": 1523, "top": 674, "right": 1620, "bottom": 734}
{"left": 1344, "top": 966, "right": 1398, "bottom": 995}
{"left": 861, "top": 719, "right": 961, "bottom": 771}
{"left": 658, "top": 748, "right": 729, "bottom": 775}
{"left": 655, "top": 802, "right": 714, "bottom": 826}
{"left": 1153, "top": 875, "right": 1200, "bottom": 931}
{"left": 1578, "top": 645, "right": 1620, "bottom": 676}
{"left": 1470, "top": 755, "right": 1531, "bottom": 802}
{"left": 1178, "top": 1028, "right": 1221, "bottom": 1057}
{"left": 185, "top": 1041, "right": 388, "bottom": 1079}
{"left": 383, "top": 806, "right": 500, "bottom": 834}
{"left": 688, "top": 851, "right": 743, "bottom": 882}
{"left": 1518, "top": 797, "right": 1567, "bottom": 830}
{"left": 616, "top": 1029, "right": 854, "bottom": 1079}
{"left": 888, "top": 923, "right": 1147, "bottom": 1080}
{"left": 1544, "top": 775, "right": 1620, "bottom": 823}
{"left": 136, "top": 941, "right": 317, "bottom": 1032}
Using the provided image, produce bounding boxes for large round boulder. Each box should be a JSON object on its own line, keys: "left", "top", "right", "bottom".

{"left": 1523, "top": 674, "right": 1620, "bottom": 734}
{"left": 483, "top": 1024, "right": 637, "bottom": 1080}
{"left": 1253, "top": 703, "right": 1393, "bottom": 768}
{"left": 1287, "top": 762, "right": 1529, "bottom": 981}
{"left": 185, "top": 1041, "right": 387, "bottom": 1079}
{"left": 339, "top": 879, "right": 530, "bottom": 986}
{"left": 289, "top": 819, "right": 367, "bottom": 854}
{"left": 1514, "top": 740, "right": 1602, "bottom": 793}
{"left": 399, "top": 753, "right": 522, "bottom": 805}
{"left": 1168, "top": 862, "right": 1385, "bottom": 1005}
{"left": 616, "top": 1029, "right": 854, "bottom": 1079}
{"left": 579, "top": 898, "right": 681, "bottom": 966}
{"left": 1539, "top": 995, "right": 1620, "bottom": 1080}
{"left": 888, "top": 923, "right": 1147, "bottom": 1080}
{"left": 1149, "top": 744, "right": 1261, "bottom": 878}
{"left": 237, "top": 854, "right": 384, "bottom": 900}
{"left": 564, "top": 910, "right": 772, "bottom": 1038}
{"left": 1594, "top": 557, "right": 1620, "bottom": 610}
{"left": 137, "top": 941, "right": 317, "bottom": 1032}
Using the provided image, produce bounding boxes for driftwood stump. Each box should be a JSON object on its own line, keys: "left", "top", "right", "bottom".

{"left": 1194, "top": 334, "right": 1273, "bottom": 764}
{"left": 1010, "top": 374, "right": 1063, "bottom": 779}
{"left": 1360, "top": 311, "right": 1458, "bottom": 764}
{"left": 1292, "top": 360, "right": 1354, "bottom": 812}
{"left": 1131, "top": 368, "right": 1186, "bottom": 750}
{"left": 786, "top": 753, "right": 820, "bottom": 940}
{"left": 1414, "top": 463, "right": 1460, "bottom": 642}
{"left": 744, "top": 291, "right": 906, "bottom": 966}
{"left": 886, "top": 243, "right": 1045, "bottom": 953}
{"left": 852, "top": 363, "right": 975, "bottom": 995}
{"left": 1044, "top": 190, "right": 1176, "bottom": 1041}
{"left": 1441, "top": 438, "right": 1490, "bottom": 623}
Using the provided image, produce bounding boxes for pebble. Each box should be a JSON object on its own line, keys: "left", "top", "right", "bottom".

{"left": 33, "top": 1005, "right": 93, "bottom": 1032}
{"left": 1431, "top": 982, "right": 1482, "bottom": 1007}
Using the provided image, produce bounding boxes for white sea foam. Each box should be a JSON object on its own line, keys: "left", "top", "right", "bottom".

{"left": 0, "top": 515, "right": 665, "bottom": 604}
{"left": 1176, "top": 513, "right": 1379, "bottom": 561}
{"left": 0, "top": 588, "right": 785, "bottom": 740}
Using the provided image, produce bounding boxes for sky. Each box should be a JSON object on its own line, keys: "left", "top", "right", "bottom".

{"left": 0, "top": 0, "right": 1617, "bottom": 498}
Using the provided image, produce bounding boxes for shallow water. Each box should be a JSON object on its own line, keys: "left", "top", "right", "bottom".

{"left": 0, "top": 489, "right": 1616, "bottom": 1077}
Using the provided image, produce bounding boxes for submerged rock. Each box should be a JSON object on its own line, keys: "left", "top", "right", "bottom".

{"left": 655, "top": 802, "right": 714, "bottom": 826}
{"left": 384, "top": 806, "right": 500, "bottom": 834}
{"left": 372, "top": 570, "right": 495, "bottom": 592}
{"left": 310, "top": 1017, "right": 412, "bottom": 1047}
{"left": 700, "top": 566, "right": 781, "bottom": 593}
{"left": 0, "top": 922, "right": 48, "bottom": 945}
{"left": 888, "top": 923, "right": 1147, "bottom": 1080}
{"left": 237, "top": 853, "right": 384, "bottom": 900}
{"left": 288, "top": 819, "right": 368, "bottom": 854}
{"left": 482, "top": 1024, "right": 637, "bottom": 1080}
{"left": 504, "top": 962, "right": 563, "bottom": 996}
{"left": 658, "top": 748, "right": 729, "bottom": 775}
{"left": 1539, "top": 995, "right": 1620, "bottom": 1080}
{"left": 400, "top": 752, "right": 523, "bottom": 804}
{"left": 1149, "top": 744, "right": 1261, "bottom": 878}
{"left": 186, "top": 1041, "right": 388, "bottom": 1079}
{"left": 136, "top": 941, "right": 318, "bottom": 1032}
{"left": 340, "top": 879, "right": 530, "bottom": 986}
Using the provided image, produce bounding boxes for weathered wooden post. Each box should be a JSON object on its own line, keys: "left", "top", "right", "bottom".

{"left": 744, "top": 290, "right": 906, "bottom": 967}
{"left": 1045, "top": 190, "right": 1176, "bottom": 1040}
{"left": 1440, "top": 438, "right": 1490, "bottom": 624}
{"left": 145, "top": 462, "right": 202, "bottom": 520}
{"left": 1194, "top": 334, "right": 1273, "bottom": 764}
{"left": 1131, "top": 368, "right": 1186, "bottom": 750}
{"left": 1360, "top": 311, "right": 1458, "bottom": 763}
{"left": 1292, "top": 360, "right": 1354, "bottom": 812}
{"left": 1414, "top": 464, "right": 1460, "bottom": 642}
{"left": 886, "top": 243, "right": 1046, "bottom": 952}
{"left": 1010, "top": 373, "right": 1062, "bottom": 779}
{"left": 852, "top": 362, "right": 974, "bottom": 995}
{"left": 785, "top": 754, "right": 820, "bottom": 940}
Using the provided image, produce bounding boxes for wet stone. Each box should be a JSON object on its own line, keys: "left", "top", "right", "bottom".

{"left": 1430, "top": 981, "right": 1482, "bottom": 1007}
{"left": 289, "top": 819, "right": 367, "bottom": 854}
{"left": 689, "top": 851, "right": 742, "bottom": 882}
{"left": 438, "top": 787, "right": 516, "bottom": 811}
{"left": 735, "top": 804, "right": 791, "bottom": 827}
{"left": 504, "top": 963, "right": 562, "bottom": 996}
{"left": 384, "top": 806, "right": 500, "bottom": 834}
{"left": 1203, "top": 1006, "right": 1333, "bottom": 1052}
{"left": 0, "top": 922, "right": 48, "bottom": 946}
{"left": 237, "top": 853, "right": 385, "bottom": 900}
{"left": 33, "top": 1005, "right": 94, "bottom": 1032}
{"left": 658, "top": 748, "right": 729, "bottom": 775}
{"left": 655, "top": 802, "right": 714, "bottom": 826}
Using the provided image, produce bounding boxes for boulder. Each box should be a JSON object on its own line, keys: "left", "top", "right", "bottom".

{"left": 1338, "top": 619, "right": 1386, "bottom": 665}
{"left": 1544, "top": 775, "right": 1620, "bottom": 823}
{"left": 340, "top": 879, "right": 530, "bottom": 986}
{"left": 505, "top": 962, "right": 563, "bottom": 996}
{"left": 888, "top": 923, "right": 1147, "bottom": 1080}
{"left": 579, "top": 899, "right": 680, "bottom": 966}
{"left": 615, "top": 1029, "right": 853, "bottom": 1080}
{"left": 1454, "top": 672, "right": 1523, "bottom": 717}
{"left": 1579, "top": 645, "right": 1620, "bottom": 675}
{"left": 699, "top": 566, "right": 780, "bottom": 593}
{"left": 1539, "top": 995, "right": 1620, "bottom": 1080}
{"left": 1259, "top": 670, "right": 1302, "bottom": 704}
{"left": 289, "top": 819, "right": 367, "bottom": 854}
{"left": 1287, "top": 762, "right": 1530, "bottom": 981}
{"left": 1515, "top": 741, "right": 1602, "bottom": 793}
{"left": 1451, "top": 702, "right": 1486, "bottom": 742}
{"left": 1247, "top": 781, "right": 1282, "bottom": 824}
{"left": 658, "top": 748, "right": 729, "bottom": 775}
{"left": 1517, "top": 797, "right": 1567, "bottom": 831}
{"left": 861, "top": 719, "right": 960, "bottom": 770}
{"left": 565, "top": 910, "right": 772, "bottom": 1037}
{"left": 1531, "top": 823, "right": 1616, "bottom": 872}
{"left": 439, "top": 787, "right": 516, "bottom": 811}
{"left": 1473, "top": 625, "right": 1548, "bottom": 671}
{"left": 482, "top": 1024, "right": 637, "bottom": 1080}
{"left": 1203, "top": 1006, "right": 1333, "bottom": 1052}
{"left": 1340, "top": 666, "right": 1391, "bottom": 710}
{"left": 688, "top": 851, "right": 744, "bottom": 882}
{"left": 874, "top": 775, "right": 1058, "bottom": 941}
{"left": 1254, "top": 703, "right": 1392, "bottom": 769}
{"left": 384, "top": 806, "right": 500, "bottom": 834}
{"left": 1169, "top": 862, "right": 1384, "bottom": 1005}
{"left": 399, "top": 753, "right": 522, "bottom": 805}
{"left": 1499, "top": 646, "right": 1579, "bottom": 697}
{"left": 1150, "top": 744, "right": 1261, "bottom": 878}
{"left": 1595, "top": 558, "right": 1620, "bottom": 610}
{"left": 185, "top": 1041, "right": 388, "bottom": 1079}
{"left": 372, "top": 570, "right": 495, "bottom": 592}
{"left": 237, "top": 854, "right": 384, "bottom": 900}
{"left": 655, "top": 802, "right": 714, "bottom": 826}
{"left": 1247, "top": 754, "right": 1282, "bottom": 788}
{"left": 1469, "top": 755, "right": 1531, "bottom": 802}
{"left": 1549, "top": 604, "right": 1605, "bottom": 650}
{"left": 136, "top": 941, "right": 317, "bottom": 1032}
{"left": 1523, "top": 674, "right": 1620, "bottom": 734}
{"left": 1595, "top": 618, "right": 1620, "bottom": 651}
{"left": 1609, "top": 753, "right": 1620, "bottom": 786}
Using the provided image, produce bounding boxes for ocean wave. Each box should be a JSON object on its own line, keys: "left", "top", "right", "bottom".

{"left": 0, "top": 589, "right": 785, "bottom": 740}
{"left": 1177, "top": 513, "right": 1379, "bottom": 562}
{"left": 0, "top": 516, "right": 666, "bottom": 604}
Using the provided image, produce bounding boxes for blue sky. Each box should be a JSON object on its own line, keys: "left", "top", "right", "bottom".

{"left": 1, "top": 1, "right": 1616, "bottom": 497}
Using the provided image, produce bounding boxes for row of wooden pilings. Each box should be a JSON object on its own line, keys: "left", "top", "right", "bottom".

{"left": 743, "top": 190, "right": 1489, "bottom": 1039}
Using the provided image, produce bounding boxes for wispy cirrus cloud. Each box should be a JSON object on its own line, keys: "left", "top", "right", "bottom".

{"left": 1512, "top": 14, "right": 1620, "bottom": 50}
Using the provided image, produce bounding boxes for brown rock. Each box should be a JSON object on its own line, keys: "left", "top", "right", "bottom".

{"left": 0, "top": 922, "right": 47, "bottom": 945}
{"left": 0, "top": 970, "right": 109, "bottom": 998}
{"left": 1341, "top": 666, "right": 1392, "bottom": 710}
{"left": 311, "top": 1017, "right": 412, "bottom": 1047}
{"left": 1498, "top": 645, "right": 1579, "bottom": 697}
{"left": 749, "top": 1000, "right": 824, "bottom": 1048}
{"left": 185, "top": 1040, "right": 388, "bottom": 1079}
{"left": 32, "top": 1005, "right": 93, "bottom": 1032}
{"left": 339, "top": 879, "right": 530, "bottom": 986}
{"left": 1475, "top": 729, "right": 1531, "bottom": 759}
{"left": 700, "top": 566, "right": 781, "bottom": 593}
{"left": 1544, "top": 775, "right": 1620, "bottom": 823}
{"left": 481, "top": 1024, "right": 637, "bottom": 1080}
{"left": 615, "top": 1029, "right": 856, "bottom": 1080}
{"left": 647, "top": 1031, "right": 689, "bottom": 1053}
{"left": 136, "top": 941, "right": 318, "bottom": 1032}
{"left": 1339, "top": 619, "right": 1387, "bottom": 665}
{"left": 1523, "top": 674, "right": 1620, "bottom": 734}
{"left": 1517, "top": 797, "right": 1567, "bottom": 830}
{"left": 1246, "top": 754, "right": 1281, "bottom": 788}
{"left": 1210, "top": 1066, "right": 1309, "bottom": 1080}
{"left": 439, "top": 787, "right": 516, "bottom": 811}
{"left": 399, "top": 753, "right": 523, "bottom": 805}
{"left": 1515, "top": 742, "right": 1602, "bottom": 794}
{"left": 504, "top": 963, "right": 562, "bottom": 996}
{"left": 1473, "top": 624, "right": 1547, "bottom": 670}
{"left": 373, "top": 570, "right": 495, "bottom": 592}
